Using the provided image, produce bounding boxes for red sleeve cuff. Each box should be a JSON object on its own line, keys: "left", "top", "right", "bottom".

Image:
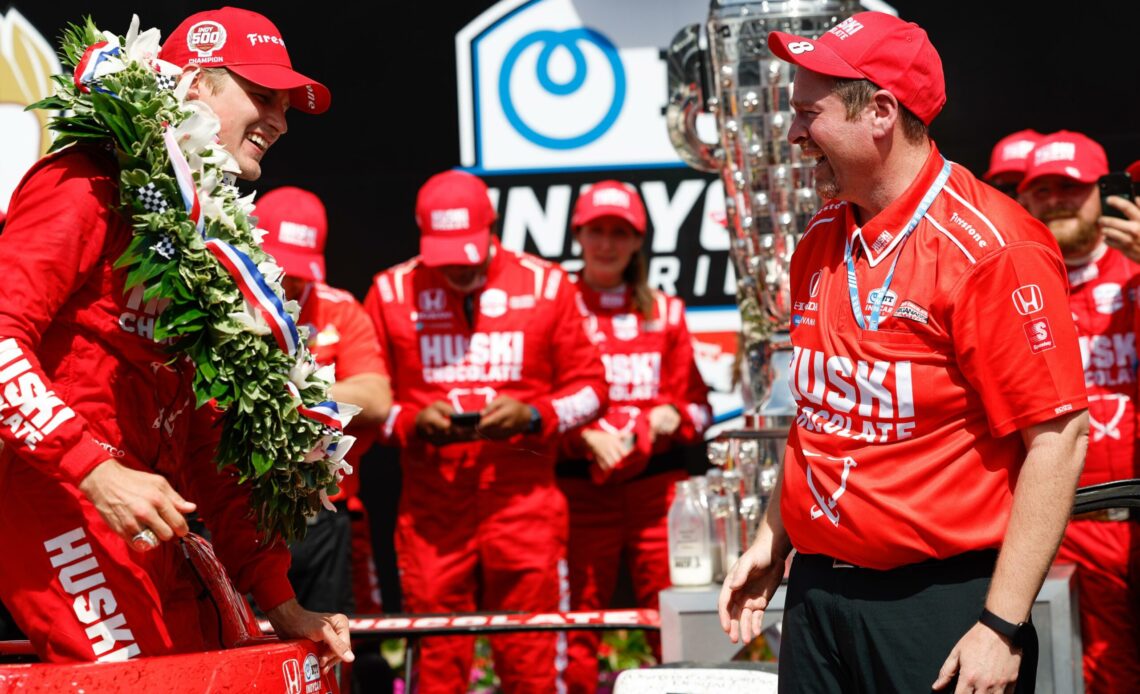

{"left": 58, "top": 434, "right": 111, "bottom": 486}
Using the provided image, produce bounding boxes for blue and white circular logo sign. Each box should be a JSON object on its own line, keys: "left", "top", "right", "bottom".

{"left": 498, "top": 28, "right": 626, "bottom": 150}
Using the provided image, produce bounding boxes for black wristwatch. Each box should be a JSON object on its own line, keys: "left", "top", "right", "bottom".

{"left": 978, "top": 608, "right": 1032, "bottom": 649}
{"left": 526, "top": 406, "right": 542, "bottom": 434}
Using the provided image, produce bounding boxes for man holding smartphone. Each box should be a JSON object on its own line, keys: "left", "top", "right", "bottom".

{"left": 363, "top": 170, "right": 608, "bottom": 693}
{"left": 1020, "top": 130, "right": 1140, "bottom": 692}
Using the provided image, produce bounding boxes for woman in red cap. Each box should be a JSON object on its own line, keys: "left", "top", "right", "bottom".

{"left": 557, "top": 180, "right": 711, "bottom": 693}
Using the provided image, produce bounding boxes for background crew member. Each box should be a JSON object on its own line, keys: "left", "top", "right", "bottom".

{"left": 255, "top": 186, "right": 391, "bottom": 616}
{"left": 983, "top": 129, "right": 1044, "bottom": 198}
{"left": 557, "top": 180, "right": 712, "bottom": 693}
{"left": 1019, "top": 131, "right": 1140, "bottom": 692}
{"left": 364, "top": 169, "right": 608, "bottom": 693}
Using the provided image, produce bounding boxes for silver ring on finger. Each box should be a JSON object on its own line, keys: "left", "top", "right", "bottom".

{"left": 131, "top": 528, "right": 159, "bottom": 552}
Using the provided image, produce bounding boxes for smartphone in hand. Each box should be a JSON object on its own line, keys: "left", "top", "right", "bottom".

{"left": 450, "top": 411, "right": 481, "bottom": 428}
{"left": 1098, "top": 172, "right": 1134, "bottom": 220}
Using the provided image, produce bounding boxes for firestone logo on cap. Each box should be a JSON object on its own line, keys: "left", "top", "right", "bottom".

{"left": 1033, "top": 142, "right": 1077, "bottom": 166}
{"left": 431, "top": 208, "right": 471, "bottom": 231}
{"left": 593, "top": 188, "right": 631, "bottom": 208}
{"left": 186, "top": 20, "right": 227, "bottom": 58}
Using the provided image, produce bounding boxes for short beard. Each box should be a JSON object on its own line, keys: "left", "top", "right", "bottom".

{"left": 1048, "top": 217, "right": 1100, "bottom": 257}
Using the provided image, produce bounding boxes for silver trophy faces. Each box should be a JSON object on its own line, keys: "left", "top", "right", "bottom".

{"left": 667, "top": 0, "right": 858, "bottom": 553}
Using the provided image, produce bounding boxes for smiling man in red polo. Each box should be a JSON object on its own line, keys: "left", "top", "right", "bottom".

{"left": 717, "top": 11, "right": 1088, "bottom": 693}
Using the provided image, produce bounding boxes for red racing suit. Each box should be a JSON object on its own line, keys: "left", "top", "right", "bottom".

{"left": 1054, "top": 245, "right": 1140, "bottom": 693}
{"left": 291, "top": 281, "right": 388, "bottom": 613}
{"left": 363, "top": 238, "right": 607, "bottom": 694}
{"left": 556, "top": 283, "right": 711, "bottom": 694}
{"left": 0, "top": 146, "right": 294, "bottom": 662}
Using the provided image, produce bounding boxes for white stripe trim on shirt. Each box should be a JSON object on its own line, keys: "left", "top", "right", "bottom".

{"left": 943, "top": 185, "right": 1007, "bottom": 247}
{"left": 924, "top": 213, "right": 977, "bottom": 264}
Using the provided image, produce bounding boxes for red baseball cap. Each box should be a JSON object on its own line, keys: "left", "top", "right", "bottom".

{"left": 1018, "top": 130, "right": 1108, "bottom": 193}
{"left": 571, "top": 180, "right": 647, "bottom": 234}
{"left": 984, "top": 129, "right": 1045, "bottom": 181}
{"left": 255, "top": 186, "right": 327, "bottom": 282}
{"left": 159, "top": 7, "right": 330, "bottom": 114}
{"left": 415, "top": 171, "right": 496, "bottom": 267}
{"left": 768, "top": 11, "right": 945, "bottom": 125}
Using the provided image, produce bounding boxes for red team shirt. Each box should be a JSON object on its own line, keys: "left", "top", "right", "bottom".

{"left": 782, "top": 145, "right": 1087, "bottom": 570}
{"left": 1067, "top": 247, "right": 1140, "bottom": 485}
{"left": 296, "top": 282, "right": 388, "bottom": 499}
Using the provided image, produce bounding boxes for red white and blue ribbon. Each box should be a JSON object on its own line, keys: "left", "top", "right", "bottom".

{"left": 162, "top": 124, "right": 205, "bottom": 236}
{"left": 286, "top": 382, "right": 343, "bottom": 431}
{"left": 161, "top": 123, "right": 299, "bottom": 355}
{"left": 73, "top": 41, "right": 120, "bottom": 94}
{"left": 205, "top": 238, "right": 300, "bottom": 356}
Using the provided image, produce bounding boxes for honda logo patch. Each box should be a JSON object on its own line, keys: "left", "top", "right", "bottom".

{"left": 418, "top": 289, "right": 446, "bottom": 313}
{"left": 1011, "top": 284, "right": 1044, "bottom": 315}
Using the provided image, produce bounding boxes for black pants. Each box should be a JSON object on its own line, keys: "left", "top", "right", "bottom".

{"left": 778, "top": 550, "right": 1003, "bottom": 693}
{"left": 288, "top": 500, "right": 353, "bottom": 614}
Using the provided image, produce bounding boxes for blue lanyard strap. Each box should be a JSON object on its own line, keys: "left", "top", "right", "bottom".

{"left": 844, "top": 157, "right": 952, "bottom": 331}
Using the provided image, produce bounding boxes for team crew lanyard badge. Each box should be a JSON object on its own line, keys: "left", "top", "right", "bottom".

{"left": 844, "top": 157, "right": 952, "bottom": 331}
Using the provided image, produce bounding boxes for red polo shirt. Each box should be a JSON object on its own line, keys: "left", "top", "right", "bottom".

{"left": 781, "top": 143, "right": 1087, "bottom": 569}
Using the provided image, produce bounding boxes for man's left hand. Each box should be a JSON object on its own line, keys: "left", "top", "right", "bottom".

{"left": 477, "top": 396, "right": 533, "bottom": 439}
{"left": 932, "top": 621, "right": 1021, "bottom": 692}
{"left": 1100, "top": 195, "right": 1140, "bottom": 262}
{"left": 266, "top": 598, "right": 354, "bottom": 674}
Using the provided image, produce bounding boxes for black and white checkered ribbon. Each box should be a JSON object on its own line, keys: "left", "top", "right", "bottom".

{"left": 150, "top": 234, "right": 176, "bottom": 260}
{"left": 136, "top": 182, "right": 170, "bottom": 214}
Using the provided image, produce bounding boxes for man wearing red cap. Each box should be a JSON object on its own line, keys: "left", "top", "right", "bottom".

{"left": 984, "top": 129, "right": 1045, "bottom": 198}
{"left": 0, "top": 8, "right": 352, "bottom": 667}
{"left": 718, "top": 11, "right": 1088, "bottom": 693}
{"left": 1019, "top": 131, "right": 1140, "bottom": 692}
{"left": 364, "top": 169, "right": 608, "bottom": 693}
{"left": 557, "top": 181, "right": 711, "bottom": 693}
{"left": 255, "top": 186, "right": 391, "bottom": 617}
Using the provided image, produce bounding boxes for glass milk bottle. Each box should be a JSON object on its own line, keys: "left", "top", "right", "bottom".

{"left": 668, "top": 479, "right": 713, "bottom": 586}
{"left": 693, "top": 476, "right": 723, "bottom": 582}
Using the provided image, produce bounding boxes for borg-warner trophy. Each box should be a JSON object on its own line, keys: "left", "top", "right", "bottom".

{"left": 666, "top": 1, "right": 858, "bottom": 558}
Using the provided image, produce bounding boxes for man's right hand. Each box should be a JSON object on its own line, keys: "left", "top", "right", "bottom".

{"left": 78, "top": 459, "right": 197, "bottom": 550}
{"left": 414, "top": 401, "right": 479, "bottom": 446}
{"left": 718, "top": 541, "right": 787, "bottom": 645}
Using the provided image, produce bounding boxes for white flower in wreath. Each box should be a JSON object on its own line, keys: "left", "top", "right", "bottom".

{"left": 289, "top": 354, "right": 318, "bottom": 389}
{"left": 236, "top": 191, "right": 258, "bottom": 218}
{"left": 257, "top": 258, "right": 284, "bottom": 285}
{"left": 312, "top": 363, "right": 336, "bottom": 387}
{"left": 199, "top": 189, "right": 236, "bottom": 230}
{"left": 171, "top": 101, "right": 219, "bottom": 162}
{"left": 122, "top": 15, "right": 160, "bottom": 68}
{"left": 228, "top": 300, "right": 271, "bottom": 336}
